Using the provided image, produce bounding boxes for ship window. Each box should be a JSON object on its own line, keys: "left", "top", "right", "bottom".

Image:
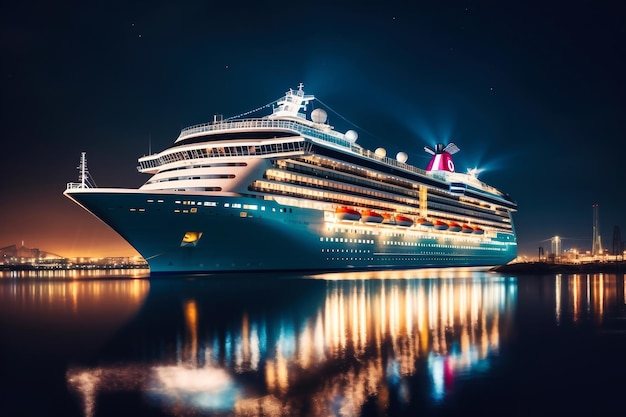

{"left": 181, "top": 232, "right": 203, "bottom": 247}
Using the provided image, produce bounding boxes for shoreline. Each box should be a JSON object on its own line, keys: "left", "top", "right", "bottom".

{"left": 492, "top": 261, "right": 626, "bottom": 274}
{"left": 0, "top": 264, "right": 148, "bottom": 271}
{"left": 3, "top": 262, "right": 624, "bottom": 275}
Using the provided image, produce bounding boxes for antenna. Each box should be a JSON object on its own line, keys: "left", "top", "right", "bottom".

{"left": 77, "top": 152, "right": 97, "bottom": 188}
{"left": 592, "top": 204, "right": 603, "bottom": 256}
{"left": 79, "top": 152, "right": 87, "bottom": 188}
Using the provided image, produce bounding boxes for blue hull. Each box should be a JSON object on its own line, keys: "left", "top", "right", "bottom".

{"left": 66, "top": 191, "right": 517, "bottom": 274}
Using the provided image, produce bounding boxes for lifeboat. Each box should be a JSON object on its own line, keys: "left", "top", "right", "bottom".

{"left": 335, "top": 206, "right": 361, "bottom": 221}
{"left": 461, "top": 224, "right": 474, "bottom": 233}
{"left": 394, "top": 215, "right": 413, "bottom": 227}
{"left": 433, "top": 220, "right": 449, "bottom": 230}
{"left": 361, "top": 209, "right": 384, "bottom": 223}
{"left": 382, "top": 213, "right": 395, "bottom": 224}
{"left": 448, "top": 222, "right": 462, "bottom": 232}
{"left": 417, "top": 218, "right": 434, "bottom": 227}
{"left": 472, "top": 226, "right": 484, "bottom": 235}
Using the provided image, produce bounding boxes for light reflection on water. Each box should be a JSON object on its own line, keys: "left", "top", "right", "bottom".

{"left": 560, "top": 273, "right": 615, "bottom": 324}
{"left": 1, "top": 268, "right": 150, "bottom": 280}
{"left": 67, "top": 271, "right": 514, "bottom": 416}
{"left": 0, "top": 276, "right": 149, "bottom": 356}
{"left": 1, "top": 270, "right": 624, "bottom": 416}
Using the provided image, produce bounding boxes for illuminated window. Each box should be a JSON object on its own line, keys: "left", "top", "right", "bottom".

{"left": 181, "top": 232, "right": 203, "bottom": 247}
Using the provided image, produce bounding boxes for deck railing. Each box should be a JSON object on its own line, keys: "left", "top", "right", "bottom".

{"left": 177, "top": 118, "right": 431, "bottom": 176}
{"left": 166, "top": 118, "right": 504, "bottom": 200}
{"left": 178, "top": 118, "right": 348, "bottom": 145}
{"left": 66, "top": 182, "right": 89, "bottom": 190}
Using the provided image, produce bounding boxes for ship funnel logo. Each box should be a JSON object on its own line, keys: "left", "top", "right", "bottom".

{"left": 424, "top": 142, "right": 460, "bottom": 172}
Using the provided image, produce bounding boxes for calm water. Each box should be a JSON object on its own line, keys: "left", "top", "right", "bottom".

{"left": 1, "top": 268, "right": 625, "bottom": 417}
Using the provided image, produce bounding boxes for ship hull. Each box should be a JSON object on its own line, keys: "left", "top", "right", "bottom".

{"left": 65, "top": 190, "right": 517, "bottom": 274}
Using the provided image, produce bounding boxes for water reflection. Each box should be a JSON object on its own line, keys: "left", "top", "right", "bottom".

{"left": 0, "top": 277, "right": 149, "bottom": 355}
{"left": 1, "top": 268, "right": 150, "bottom": 280}
{"left": 560, "top": 274, "right": 613, "bottom": 324}
{"left": 66, "top": 272, "right": 518, "bottom": 416}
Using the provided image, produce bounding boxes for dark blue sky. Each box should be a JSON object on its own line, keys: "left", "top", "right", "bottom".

{"left": 1, "top": 1, "right": 624, "bottom": 257}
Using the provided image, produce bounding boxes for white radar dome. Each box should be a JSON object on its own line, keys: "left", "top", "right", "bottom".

{"left": 344, "top": 130, "right": 358, "bottom": 143}
{"left": 375, "top": 147, "right": 387, "bottom": 157}
{"left": 396, "top": 152, "right": 408, "bottom": 163}
{"left": 311, "top": 108, "right": 328, "bottom": 124}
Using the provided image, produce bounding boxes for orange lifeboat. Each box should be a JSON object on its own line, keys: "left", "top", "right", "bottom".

{"left": 461, "top": 224, "right": 474, "bottom": 233}
{"left": 382, "top": 213, "right": 395, "bottom": 224}
{"left": 448, "top": 222, "right": 462, "bottom": 232}
{"left": 394, "top": 215, "right": 413, "bottom": 227}
{"left": 433, "top": 220, "right": 448, "bottom": 230}
{"left": 361, "top": 209, "right": 384, "bottom": 223}
{"left": 417, "top": 218, "right": 434, "bottom": 227}
{"left": 472, "top": 226, "right": 484, "bottom": 235}
{"left": 336, "top": 206, "right": 361, "bottom": 221}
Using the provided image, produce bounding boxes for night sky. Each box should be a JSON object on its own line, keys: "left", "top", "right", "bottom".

{"left": 1, "top": 1, "right": 624, "bottom": 258}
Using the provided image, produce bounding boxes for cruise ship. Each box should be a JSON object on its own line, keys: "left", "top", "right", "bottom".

{"left": 64, "top": 84, "right": 517, "bottom": 274}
